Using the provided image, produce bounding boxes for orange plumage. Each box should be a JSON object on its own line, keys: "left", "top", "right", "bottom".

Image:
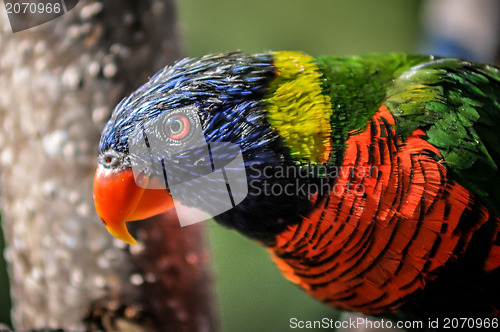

{"left": 270, "top": 106, "right": 500, "bottom": 315}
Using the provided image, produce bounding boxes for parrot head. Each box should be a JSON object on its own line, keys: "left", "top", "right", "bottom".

{"left": 93, "top": 52, "right": 320, "bottom": 245}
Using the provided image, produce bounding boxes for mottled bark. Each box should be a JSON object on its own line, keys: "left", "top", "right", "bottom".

{"left": 0, "top": 1, "right": 216, "bottom": 331}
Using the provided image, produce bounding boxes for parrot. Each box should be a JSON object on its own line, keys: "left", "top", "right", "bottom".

{"left": 93, "top": 51, "right": 500, "bottom": 321}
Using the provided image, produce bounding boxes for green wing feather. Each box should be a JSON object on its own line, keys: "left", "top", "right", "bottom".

{"left": 315, "top": 54, "right": 432, "bottom": 164}
{"left": 384, "top": 58, "right": 500, "bottom": 215}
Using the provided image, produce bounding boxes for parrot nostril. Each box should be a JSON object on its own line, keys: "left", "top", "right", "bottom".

{"left": 99, "top": 150, "right": 125, "bottom": 169}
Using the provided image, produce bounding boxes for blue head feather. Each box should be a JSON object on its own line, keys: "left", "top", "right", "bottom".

{"left": 99, "top": 52, "right": 280, "bottom": 160}
{"left": 98, "top": 52, "right": 316, "bottom": 243}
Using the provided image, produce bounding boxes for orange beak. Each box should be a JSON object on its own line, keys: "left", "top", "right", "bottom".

{"left": 93, "top": 165, "right": 174, "bottom": 245}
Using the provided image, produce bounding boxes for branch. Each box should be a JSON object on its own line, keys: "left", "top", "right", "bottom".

{"left": 0, "top": 1, "right": 217, "bottom": 330}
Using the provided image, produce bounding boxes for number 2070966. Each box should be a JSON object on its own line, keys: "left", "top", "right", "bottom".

{"left": 5, "top": 2, "right": 61, "bottom": 14}
{"left": 442, "top": 317, "right": 498, "bottom": 329}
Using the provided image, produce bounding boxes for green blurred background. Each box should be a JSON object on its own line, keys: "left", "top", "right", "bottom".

{"left": 0, "top": 0, "right": 421, "bottom": 330}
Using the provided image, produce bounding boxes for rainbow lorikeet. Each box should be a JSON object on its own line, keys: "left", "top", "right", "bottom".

{"left": 93, "top": 52, "right": 500, "bottom": 319}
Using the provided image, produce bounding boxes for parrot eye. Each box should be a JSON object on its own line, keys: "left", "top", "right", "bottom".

{"left": 153, "top": 105, "right": 201, "bottom": 149}
{"left": 165, "top": 114, "right": 190, "bottom": 140}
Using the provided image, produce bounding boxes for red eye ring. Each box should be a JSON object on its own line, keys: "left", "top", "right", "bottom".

{"left": 165, "top": 114, "right": 190, "bottom": 140}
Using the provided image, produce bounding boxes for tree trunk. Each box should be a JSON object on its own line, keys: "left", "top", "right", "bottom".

{"left": 0, "top": 1, "right": 217, "bottom": 330}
